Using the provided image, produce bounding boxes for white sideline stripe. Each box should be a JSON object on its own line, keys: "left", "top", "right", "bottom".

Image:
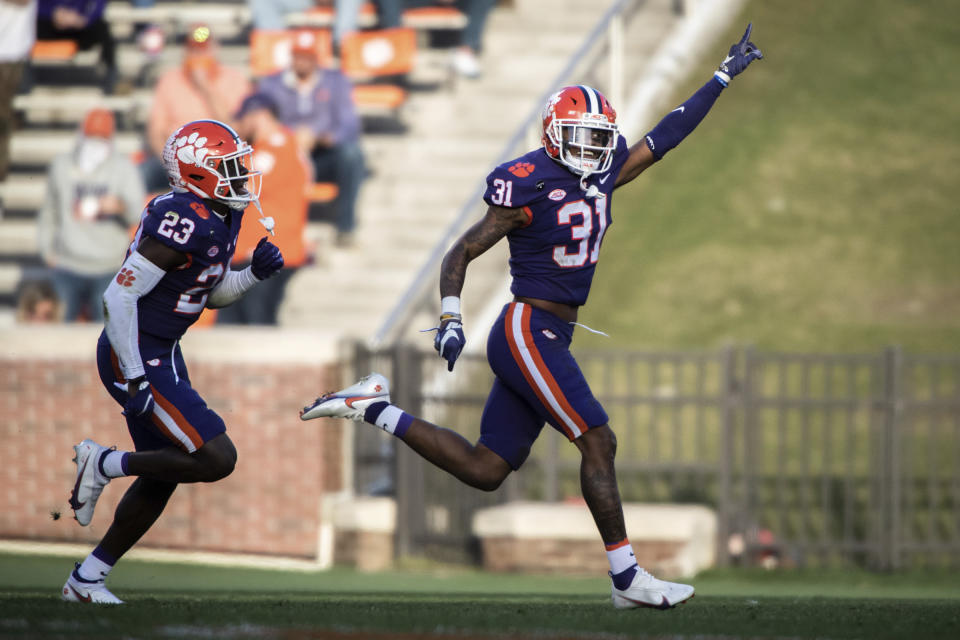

{"left": 509, "top": 304, "right": 582, "bottom": 438}
{"left": 153, "top": 402, "right": 198, "bottom": 453}
{"left": 0, "top": 540, "right": 325, "bottom": 572}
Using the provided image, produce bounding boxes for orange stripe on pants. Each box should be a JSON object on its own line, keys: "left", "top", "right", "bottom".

{"left": 504, "top": 303, "right": 588, "bottom": 440}
{"left": 152, "top": 389, "right": 205, "bottom": 451}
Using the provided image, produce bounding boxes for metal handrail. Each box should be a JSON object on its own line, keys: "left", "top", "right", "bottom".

{"left": 370, "top": 0, "right": 646, "bottom": 347}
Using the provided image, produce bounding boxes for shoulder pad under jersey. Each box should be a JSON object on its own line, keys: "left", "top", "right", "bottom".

{"left": 140, "top": 192, "right": 214, "bottom": 254}
{"left": 483, "top": 153, "right": 551, "bottom": 210}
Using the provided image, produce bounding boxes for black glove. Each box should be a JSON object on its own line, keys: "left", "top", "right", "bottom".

{"left": 123, "top": 376, "right": 155, "bottom": 417}
{"left": 251, "top": 236, "right": 284, "bottom": 280}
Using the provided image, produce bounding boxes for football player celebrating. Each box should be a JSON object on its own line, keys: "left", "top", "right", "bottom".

{"left": 62, "top": 120, "right": 284, "bottom": 604}
{"left": 302, "top": 26, "right": 762, "bottom": 608}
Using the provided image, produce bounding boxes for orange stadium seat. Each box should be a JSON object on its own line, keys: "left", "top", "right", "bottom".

{"left": 249, "top": 29, "right": 333, "bottom": 77}
{"left": 31, "top": 40, "right": 79, "bottom": 61}
{"left": 401, "top": 5, "right": 467, "bottom": 29}
{"left": 302, "top": 1, "right": 378, "bottom": 25}
{"left": 306, "top": 182, "right": 338, "bottom": 203}
{"left": 351, "top": 84, "right": 407, "bottom": 111}
{"left": 339, "top": 28, "right": 416, "bottom": 80}
{"left": 340, "top": 28, "right": 415, "bottom": 113}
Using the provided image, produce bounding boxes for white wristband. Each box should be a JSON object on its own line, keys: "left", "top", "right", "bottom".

{"left": 440, "top": 296, "right": 461, "bottom": 316}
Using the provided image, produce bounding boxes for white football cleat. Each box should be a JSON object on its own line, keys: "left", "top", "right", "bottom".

{"left": 68, "top": 439, "right": 111, "bottom": 526}
{"left": 611, "top": 568, "right": 695, "bottom": 610}
{"left": 62, "top": 563, "right": 124, "bottom": 604}
{"left": 300, "top": 373, "right": 390, "bottom": 421}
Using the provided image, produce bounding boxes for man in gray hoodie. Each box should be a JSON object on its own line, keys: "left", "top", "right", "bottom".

{"left": 37, "top": 108, "right": 145, "bottom": 321}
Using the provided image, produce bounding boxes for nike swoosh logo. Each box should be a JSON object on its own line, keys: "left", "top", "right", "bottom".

{"left": 69, "top": 457, "right": 88, "bottom": 511}
{"left": 69, "top": 584, "right": 92, "bottom": 603}
{"left": 344, "top": 395, "right": 382, "bottom": 408}
{"left": 723, "top": 55, "right": 734, "bottom": 64}
{"left": 671, "top": 106, "right": 685, "bottom": 114}
{"left": 599, "top": 174, "right": 610, "bottom": 184}
{"left": 619, "top": 594, "right": 671, "bottom": 609}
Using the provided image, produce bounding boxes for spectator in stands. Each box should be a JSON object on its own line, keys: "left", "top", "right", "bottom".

{"left": 247, "top": 0, "right": 361, "bottom": 50}
{"left": 258, "top": 30, "right": 365, "bottom": 247}
{"left": 35, "top": 0, "right": 117, "bottom": 93}
{"left": 378, "top": 1, "right": 497, "bottom": 78}
{"left": 219, "top": 92, "right": 311, "bottom": 325}
{"left": 449, "top": 0, "right": 497, "bottom": 78}
{"left": 141, "top": 22, "right": 252, "bottom": 192}
{"left": 15, "top": 279, "right": 62, "bottom": 323}
{"left": 37, "top": 108, "right": 145, "bottom": 322}
{"left": 0, "top": 0, "right": 37, "bottom": 199}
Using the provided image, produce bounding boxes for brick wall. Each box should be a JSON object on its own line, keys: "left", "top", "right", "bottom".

{"left": 0, "top": 326, "right": 345, "bottom": 559}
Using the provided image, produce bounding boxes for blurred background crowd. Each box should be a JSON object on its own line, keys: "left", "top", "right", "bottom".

{"left": 0, "top": 0, "right": 500, "bottom": 326}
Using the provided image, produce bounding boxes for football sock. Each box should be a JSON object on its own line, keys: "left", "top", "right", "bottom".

{"left": 606, "top": 539, "right": 639, "bottom": 590}
{"left": 77, "top": 546, "right": 117, "bottom": 581}
{"left": 98, "top": 450, "right": 129, "bottom": 478}
{"left": 364, "top": 401, "right": 414, "bottom": 438}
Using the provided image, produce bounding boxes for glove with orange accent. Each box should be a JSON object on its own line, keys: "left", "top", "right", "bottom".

{"left": 434, "top": 313, "right": 465, "bottom": 372}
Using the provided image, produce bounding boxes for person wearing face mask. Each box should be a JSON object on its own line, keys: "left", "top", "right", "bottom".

{"left": 141, "top": 23, "right": 252, "bottom": 192}
{"left": 36, "top": 108, "right": 146, "bottom": 322}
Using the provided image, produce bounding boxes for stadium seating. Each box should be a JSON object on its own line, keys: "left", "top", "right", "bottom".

{"left": 249, "top": 28, "right": 334, "bottom": 77}
{"left": 30, "top": 40, "right": 79, "bottom": 63}
{"left": 0, "top": 0, "right": 466, "bottom": 316}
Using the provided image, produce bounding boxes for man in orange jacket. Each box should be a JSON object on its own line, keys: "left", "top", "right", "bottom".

{"left": 218, "top": 92, "right": 311, "bottom": 324}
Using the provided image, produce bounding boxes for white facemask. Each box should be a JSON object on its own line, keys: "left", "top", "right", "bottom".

{"left": 77, "top": 137, "right": 112, "bottom": 173}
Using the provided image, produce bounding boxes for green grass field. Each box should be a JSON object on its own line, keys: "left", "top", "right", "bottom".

{"left": 2, "top": 553, "right": 960, "bottom": 639}
{"left": 581, "top": 0, "right": 960, "bottom": 353}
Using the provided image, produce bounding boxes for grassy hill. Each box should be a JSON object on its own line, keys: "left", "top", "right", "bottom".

{"left": 580, "top": 0, "right": 960, "bottom": 353}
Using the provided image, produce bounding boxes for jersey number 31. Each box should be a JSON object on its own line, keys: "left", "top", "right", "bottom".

{"left": 553, "top": 194, "right": 608, "bottom": 268}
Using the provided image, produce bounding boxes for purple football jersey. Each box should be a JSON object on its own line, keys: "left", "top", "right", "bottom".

{"left": 127, "top": 191, "right": 243, "bottom": 340}
{"left": 482, "top": 136, "right": 630, "bottom": 306}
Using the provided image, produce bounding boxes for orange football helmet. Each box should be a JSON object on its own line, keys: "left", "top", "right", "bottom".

{"left": 541, "top": 85, "right": 619, "bottom": 177}
{"left": 162, "top": 119, "right": 261, "bottom": 210}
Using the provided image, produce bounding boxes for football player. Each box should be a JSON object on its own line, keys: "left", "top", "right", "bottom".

{"left": 302, "top": 26, "right": 762, "bottom": 608}
{"left": 62, "top": 120, "right": 284, "bottom": 604}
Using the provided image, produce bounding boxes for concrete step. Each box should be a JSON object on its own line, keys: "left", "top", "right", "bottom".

{"left": 0, "top": 221, "right": 38, "bottom": 256}
{"left": 10, "top": 130, "right": 143, "bottom": 166}
{"left": 0, "top": 176, "right": 46, "bottom": 212}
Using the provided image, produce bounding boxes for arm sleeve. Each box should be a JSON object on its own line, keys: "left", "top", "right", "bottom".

{"left": 102, "top": 250, "right": 166, "bottom": 379}
{"left": 205, "top": 267, "right": 260, "bottom": 308}
{"left": 643, "top": 76, "right": 725, "bottom": 161}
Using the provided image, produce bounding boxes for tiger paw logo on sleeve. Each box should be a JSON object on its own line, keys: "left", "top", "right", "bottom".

{"left": 508, "top": 162, "right": 536, "bottom": 177}
{"left": 116, "top": 268, "right": 136, "bottom": 287}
